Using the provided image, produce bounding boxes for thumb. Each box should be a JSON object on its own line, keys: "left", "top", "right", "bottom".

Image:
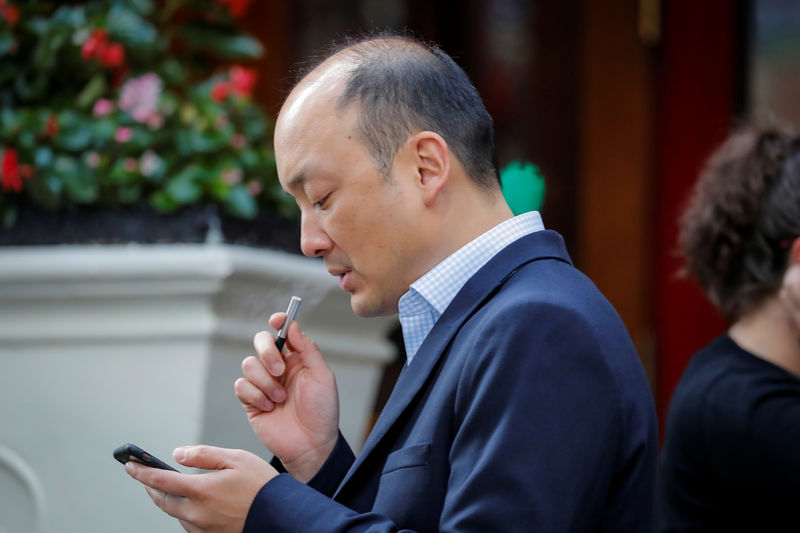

{"left": 173, "top": 445, "right": 234, "bottom": 470}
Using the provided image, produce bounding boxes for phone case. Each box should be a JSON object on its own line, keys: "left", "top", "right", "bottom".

{"left": 113, "top": 443, "right": 178, "bottom": 472}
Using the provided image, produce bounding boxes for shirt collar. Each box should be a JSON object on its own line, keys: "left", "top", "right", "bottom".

{"left": 398, "top": 211, "right": 544, "bottom": 362}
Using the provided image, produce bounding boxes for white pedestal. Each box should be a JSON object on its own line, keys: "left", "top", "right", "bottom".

{"left": 0, "top": 244, "right": 397, "bottom": 533}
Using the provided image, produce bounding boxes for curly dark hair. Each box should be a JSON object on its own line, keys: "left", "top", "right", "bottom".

{"left": 679, "top": 122, "right": 800, "bottom": 322}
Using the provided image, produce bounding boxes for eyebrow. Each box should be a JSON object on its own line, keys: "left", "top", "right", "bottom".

{"left": 286, "top": 171, "right": 306, "bottom": 193}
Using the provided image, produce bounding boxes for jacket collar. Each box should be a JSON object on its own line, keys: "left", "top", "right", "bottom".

{"left": 334, "top": 230, "right": 572, "bottom": 497}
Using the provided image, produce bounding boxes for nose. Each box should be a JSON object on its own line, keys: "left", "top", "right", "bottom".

{"left": 299, "top": 212, "right": 333, "bottom": 258}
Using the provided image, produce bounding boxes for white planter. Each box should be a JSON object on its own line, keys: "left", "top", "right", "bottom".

{"left": 0, "top": 243, "right": 397, "bottom": 533}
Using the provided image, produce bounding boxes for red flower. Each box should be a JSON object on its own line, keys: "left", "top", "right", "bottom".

{"left": 82, "top": 29, "right": 108, "bottom": 60}
{"left": 218, "top": 0, "right": 251, "bottom": 18}
{"left": 44, "top": 115, "right": 59, "bottom": 137}
{"left": 211, "top": 81, "right": 230, "bottom": 103}
{"left": 97, "top": 42, "right": 125, "bottom": 69}
{"left": 1, "top": 148, "right": 22, "bottom": 192}
{"left": 0, "top": 1, "right": 19, "bottom": 27}
{"left": 19, "top": 164, "right": 34, "bottom": 180}
{"left": 230, "top": 65, "right": 257, "bottom": 97}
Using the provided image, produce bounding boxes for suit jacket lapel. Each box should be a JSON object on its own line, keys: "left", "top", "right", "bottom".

{"left": 334, "top": 230, "right": 571, "bottom": 497}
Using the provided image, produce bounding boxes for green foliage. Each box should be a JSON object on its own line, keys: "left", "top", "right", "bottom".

{"left": 0, "top": 0, "right": 291, "bottom": 228}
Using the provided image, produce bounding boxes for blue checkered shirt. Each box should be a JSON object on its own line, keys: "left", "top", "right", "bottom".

{"left": 398, "top": 211, "right": 544, "bottom": 365}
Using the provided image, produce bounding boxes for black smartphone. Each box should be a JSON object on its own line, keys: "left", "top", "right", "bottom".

{"left": 113, "top": 443, "right": 179, "bottom": 472}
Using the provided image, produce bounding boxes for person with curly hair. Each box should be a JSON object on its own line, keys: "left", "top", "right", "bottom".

{"left": 659, "top": 122, "right": 800, "bottom": 531}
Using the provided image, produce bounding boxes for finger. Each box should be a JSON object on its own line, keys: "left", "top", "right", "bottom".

{"left": 144, "top": 485, "right": 192, "bottom": 521}
{"left": 125, "top": 460, "right": 191, "bottom": 497}
{"left": 239, "top": 356, "right": 287, "bottom": 404}
{"left": 173, "top": 444, "right": 240, "bottom": 471}
{"left": 234, "top": 376, "right": 276, "bottom": 412}
{"left": 268, "top": 312, "right": 287, "bottom": 331}
{"left": 253, "top": 330, "right": 285, "bottom": 376}
{"left": 284, "top": 321, "right": 326, "bottom": 368}
{"left": 179, "top": 519, "right": 200, "bottom": 533}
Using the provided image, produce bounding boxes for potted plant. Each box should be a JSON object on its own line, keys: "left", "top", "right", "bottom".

{"left": 0, "top": 0, "right": 298, "bottom": 249}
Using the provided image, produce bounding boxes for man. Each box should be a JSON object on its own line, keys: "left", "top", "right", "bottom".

{"left": 125, "top": 35, "right": 658, "bottom": 532}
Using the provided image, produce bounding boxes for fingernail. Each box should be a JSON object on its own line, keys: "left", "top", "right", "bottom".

{"left": 173, "top": 447, "right": 187, "bottom": 462}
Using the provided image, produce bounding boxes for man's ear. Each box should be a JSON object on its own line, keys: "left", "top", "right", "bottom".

{"left": 410, "top": 131, "right": 450, "bottom": 206}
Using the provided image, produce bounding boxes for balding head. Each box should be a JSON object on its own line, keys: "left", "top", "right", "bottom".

{"left": 279, "top": 35, "right": 500, "bottom": 190}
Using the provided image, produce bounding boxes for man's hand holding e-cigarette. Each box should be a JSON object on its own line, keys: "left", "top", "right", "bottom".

{"left": 235, "top": 296, "right": 340, "bottom": 483}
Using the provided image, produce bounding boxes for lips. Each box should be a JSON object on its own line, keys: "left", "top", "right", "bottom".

{"left": 328, "top": 267, "right": 353, "bottom": 291}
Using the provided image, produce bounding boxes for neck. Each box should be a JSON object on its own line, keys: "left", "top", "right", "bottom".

{"left": 411, "top": 185, "right": 514, "bottom": 283}
{"left": 729, "top": 296, "right": 800, "bottom": 378}
{"left": 441, "top": 186, "right": 514, "bottom": 254}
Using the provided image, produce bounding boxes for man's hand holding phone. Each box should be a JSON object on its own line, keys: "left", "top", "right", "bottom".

{"left": 234, "top": 311, "right": 340, "bottom": 483}
{"left": 123, "top": 444, "right": 276, "bottom": 533}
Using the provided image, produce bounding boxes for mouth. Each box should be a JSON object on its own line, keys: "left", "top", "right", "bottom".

{"left": 328, "top": 267, "right": 354, "bottom": 291}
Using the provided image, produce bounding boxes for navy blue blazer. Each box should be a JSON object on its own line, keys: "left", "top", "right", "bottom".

{"left": 244, "top": 230, "right": 658, "bottom": 532}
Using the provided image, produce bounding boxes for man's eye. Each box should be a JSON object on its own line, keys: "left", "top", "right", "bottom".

{"left": 314, "top": 194, "right": 330, "bottom": 209}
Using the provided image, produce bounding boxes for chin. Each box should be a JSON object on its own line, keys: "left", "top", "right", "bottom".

{"left": 349, "top": 293, "right": 396, "bottom": 318}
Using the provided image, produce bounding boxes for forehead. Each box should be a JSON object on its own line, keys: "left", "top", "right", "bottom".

{"left": 275, "top": 79, "right": 370, "bottom": 192}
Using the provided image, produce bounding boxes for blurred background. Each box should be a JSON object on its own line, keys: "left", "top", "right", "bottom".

{"left": 1, "top": 0, "right": 800, "bottom": 531}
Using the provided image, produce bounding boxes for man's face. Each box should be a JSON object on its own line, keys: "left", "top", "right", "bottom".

{"left": 275, "top": 83, "right": 420, "bottom": 317}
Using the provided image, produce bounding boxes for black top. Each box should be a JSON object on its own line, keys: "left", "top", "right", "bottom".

{"left": 659, "top": 334, "right": 800, "bottom": 532}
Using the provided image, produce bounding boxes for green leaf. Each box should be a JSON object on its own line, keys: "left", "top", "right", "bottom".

{"left": 51, "top": 5, "right": 87, "bottom": 28}
{"left": 2, "top": 206, "right": 18, "bottom": 230}
{"left": 160, "top": 59, "right": 186, "bottom": 85}
{"left": 34, "top": 147, "right": 55, "bottom": 168}
{"left": 123, "top": 0, "right": 155, "bottom": 17}
{"left": 126, "top": 127, "right": 156, "bottom": 151}
{"left": 165, "top": 165, "right": 204, "bottom": 204}
{"left": 108, "top": 4, "right": 158, "bottom": 48}
{"left": 62, "top": 171, "right": 98, "bottom": 203}
{"left": 224, "top": 184, "right": 257, "bottom": 219}
{"left": 150, "top": 190, "right": 179, "bottom": 213}
{"left": 76, "top": 75, "right": 107, "bottom": 109}
{"left": 19, "top": 130, "right": 36, "bottom": 150}
{"left": 240, "top": 113, "right": 266, "bottom": 139}
{"left": 91, "top": 118, "right": 117, "bottom": 144}
{"left": 0, "top": 108, "right": 18, "bottom": 137}
{"left": 0, "top": 34, "right": 14, "bottom": 56}
{"left": 183, "top": 129, "right": 227, "bottom": 153}
{"left": 179, "top": 26, "right": 264, "bottom": 59}
{"left": 26, "top": 174, "right": 63, "bottom": 209}
{"left": 53, "top": 111, "right": 93, "bottom": 151}
{"left": 116, "top": 184, "right": 142, "bottom": 204}
{"left": 109, "top": 159, "right": 135, "bottom": 184}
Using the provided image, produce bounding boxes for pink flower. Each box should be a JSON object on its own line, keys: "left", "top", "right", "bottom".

{"left": 86, "top": 152, "right": 101, "bottom": 168}
{"left": 146, "top": 112, "right": 164, "bottom": 130}
{"left": 114, "top": 126, "right": 132, "bottom": 143}
{"left": 231, "top": 133, "right": 247, "bottom": 149}
{"left": 119, "top": 73, "right": 163, "bottom": 123}
{"left": 221, "top": 168, "right": 243, "bottom": 185}
{"left": 124, "top": 157, "right": 138, "bottom": 172}
{"left": 93, "top": 99, "right": 114, "bottom": 116}
{"left": 246, "top": 181, "right": 262, "bottom": 196}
